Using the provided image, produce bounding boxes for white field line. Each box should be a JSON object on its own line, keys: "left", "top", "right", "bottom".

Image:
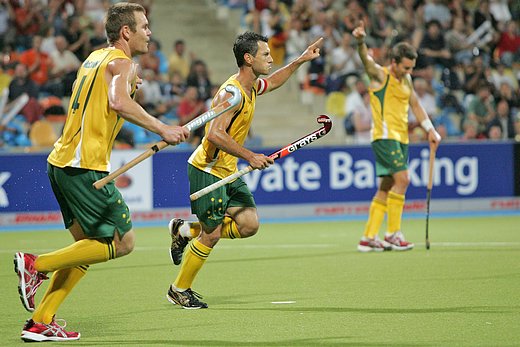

{"left": 1, "top": 242, "right": 520, "bottom": 254}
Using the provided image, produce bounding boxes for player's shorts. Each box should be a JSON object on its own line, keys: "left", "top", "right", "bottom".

{"left": 371, "top": 139, "right": 409, "bottom": 177}
{"left": 47, "top": 163, "right": 133, "bottom": 238}
{"left": 188, "top": 164, "right": 256, "bottom": 228}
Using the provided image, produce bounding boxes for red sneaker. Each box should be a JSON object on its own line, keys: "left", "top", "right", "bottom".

{"left": 21, "top": 318, "right": 80, "bottom": 342}
{"left": 385, "top": 231, "right": 414, "bottom": 251}
{"left": 357, "top": 237, "right": 391, "bottom": 252}
{"left": 14, "top": 252, "right": 48, "bottom": 312}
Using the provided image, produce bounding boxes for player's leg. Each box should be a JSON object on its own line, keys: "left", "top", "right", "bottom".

{"left": 385, "top": 169, "right": 414, "bottom": 250}
{"left": 222, "top": 175, "right": 259, "bottom": 239}
{"left": 358, "top": 178, "right": 392, "bottom": 252}
{"left": 383, "top": 142, "right": 414, "bottom": 250}
{"left": 358, "top": 140, "right": 395, "bottom": 252}
{"left": 17, "top": 166, "right": 133, "bottom": 341}
{"left": 167, "top": 222, "right": 216, "bottom": 309}
{"left": 168, "top": 218, "right": 201, "bottom": 265}
{"left": 168, "top": 164, "right": 219, "bottom": 266}
{"left": 19, "top": 221, "right": 87, "bottom": 342}
{"left": 167, "top": 166, "right": 229, "bottom": 308}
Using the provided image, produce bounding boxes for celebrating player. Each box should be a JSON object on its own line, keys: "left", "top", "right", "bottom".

{"left": 352, "top": 21, "right": 441, "bottom": 252}
{"left": 13, "top": 2, "right": 189, "bottom": 342}
{"left": 165, "top": 32, "right": 323, "bottom": 309}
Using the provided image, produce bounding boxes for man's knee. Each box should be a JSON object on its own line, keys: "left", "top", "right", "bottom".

{"left": 115, "top": 230, "right": 135, "bottom": 258}
{"left": 239, "top": 220, "right": 260, "bottom": 238}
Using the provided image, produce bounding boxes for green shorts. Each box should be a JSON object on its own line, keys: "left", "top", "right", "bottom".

{"left": 188, "top": 164, "right": 256, "bottom": 228}
{"left": 47, "top": 163, "right": 132, "bottom": 238}
{"left": 371, "top": 139, "right": 409, "bottom": 177}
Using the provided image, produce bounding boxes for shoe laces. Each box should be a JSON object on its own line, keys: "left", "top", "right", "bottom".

{"left": 185, "top": 289, "right": 204, "bottom": 301}
{"left": 26, "top": 272, "right": 48, "bottom": 297}
{"left": 51, "top": 318, "right": 68, "bottom": 329}
{"left": 38, "top": 317, "right": 69, "bottom": 337}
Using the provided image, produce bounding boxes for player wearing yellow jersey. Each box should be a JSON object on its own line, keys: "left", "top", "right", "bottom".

{"left": 165, "top": 32, "right": 323, "bottom": 309}
{"left": 14, "top": 2, "right": 189, "bottom": 341}
{"left": 352, "top": 21, "right": 441, "bottom": 252}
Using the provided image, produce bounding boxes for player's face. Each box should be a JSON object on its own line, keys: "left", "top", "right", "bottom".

{"left": 251, "top": 41, "right": 273, "bottom": 75}
{"left": 394, "top": 57, "right": 415, "bottom": 79}
{"left": 129, "top": 11, "right": 151, "bottom": 55}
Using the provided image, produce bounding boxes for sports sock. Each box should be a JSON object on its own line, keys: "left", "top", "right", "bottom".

{"left": 220, "top": 216, "right": 241, "bottom": 239}
{"left": 387, "top": 191, "right": 405, "bottom": 233}
{"left": 173, "top": 239, "right": 212, "bottom": 290}
{"left": 32, "top": 265, "right": 89, "bottom": 324}
{"left": 363, "top": 198, "right": 387, "bottom": 239}
{"left": 179, "top": 221, "right": 201, "bottom": 239}
{"left": 34, "top": 238, "right": 116, "bottom": 273}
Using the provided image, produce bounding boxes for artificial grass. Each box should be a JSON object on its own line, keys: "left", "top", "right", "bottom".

{"left": 1, "top": 216, "right": 519, "bottom": 346}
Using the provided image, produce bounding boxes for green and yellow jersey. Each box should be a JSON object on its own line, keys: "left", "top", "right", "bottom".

{"left": 369, "top": 67, "right": 412, "bottom": 144}
{"left": 48, "top": 48, "right": 136, "bottom": 172}
{"left": 188, "top": 75, "right": 267, "bottom": 179}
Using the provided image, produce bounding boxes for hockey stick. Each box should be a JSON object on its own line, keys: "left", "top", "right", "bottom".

{"left": 190, "top": 115, "right": 332, "bottom": 201}
{"left": 425, "top": 146, "right": 436, "bottom": 250}
{"left": 93, "top": 84, "right": 241, "bottom": 190}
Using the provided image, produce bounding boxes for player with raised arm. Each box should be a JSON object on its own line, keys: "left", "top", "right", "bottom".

{"left": 352, "top": 21, "right": 441, "bottom": 252}
{"left": 166, "top": 32, "right": 323, "bottom": 309}
{"left": 13, "top": 2, "right": 189, "bottom": 342}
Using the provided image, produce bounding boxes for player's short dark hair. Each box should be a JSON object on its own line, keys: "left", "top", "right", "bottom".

{"left": 391, "top": 42, "right": 418, "bottom": 64}
{"left": 105, "top": 2, "right": 146, "bottom": 45}
{"left": 233, "top": 31, "right": 268, "bottom": 67}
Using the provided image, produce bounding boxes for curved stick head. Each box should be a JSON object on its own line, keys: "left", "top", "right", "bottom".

{"left": 317, "top": 114, "right": 332, "bottom": 133}
{"left": 224, "top": 84, "right": 242, "bottom": 106}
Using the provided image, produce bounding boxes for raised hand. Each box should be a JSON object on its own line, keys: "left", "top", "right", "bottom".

{"left": 298, "top": 37, "right": 324, "bottom": 62}
{"left": 352, "top": 20, "right": 367, "bottom": 42}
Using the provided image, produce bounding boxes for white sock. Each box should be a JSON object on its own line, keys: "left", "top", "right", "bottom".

{"left": 179, "top": 222, "right": 192, "bottom": 238}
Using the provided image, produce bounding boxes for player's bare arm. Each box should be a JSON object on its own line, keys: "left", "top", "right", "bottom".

{"left": 409, "top": 86, "right": 442, "bottom": 149}
{"left": 106, "top": 58, "right": 188, "bottom": 145}
{"left": 263, "top": 37, "right": 323, "bottom": 93}
{"left": 206, "top": 90, "right": 273, "bottom": 170}
{"left": 353, "top": 21, "right": 384, "bottom": 83}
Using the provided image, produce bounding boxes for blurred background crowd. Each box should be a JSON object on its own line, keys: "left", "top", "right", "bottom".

{"left": 1, "top": 0, "right": 519, "bottom": 150}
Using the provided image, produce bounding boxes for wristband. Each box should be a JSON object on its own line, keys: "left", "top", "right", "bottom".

{"left": 421, "top": 119, "right": 434, "bottom": 132}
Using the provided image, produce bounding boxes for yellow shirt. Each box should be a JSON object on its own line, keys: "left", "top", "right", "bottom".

{"left": 369, "top": 67, "right": 411, "bottom": 144}
{"left": 48, "top": 48, "right": 136, "bottom": 171}
{"left": 188, "top": 75, "right": 265, "bottom": 179}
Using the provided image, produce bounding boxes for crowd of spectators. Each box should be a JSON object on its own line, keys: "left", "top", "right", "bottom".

{"left": 221, "top": 0, "right": 520, "bottom": 143}
{"left": 1, "top": 0, "right": 520, "bottom": 149}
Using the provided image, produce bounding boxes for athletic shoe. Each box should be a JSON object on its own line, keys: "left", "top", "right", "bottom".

{"left": 21, "top": 317, "right": 80, "bottom": 342}
{"left": 357, "top": 236, "right": 391, "bottom": 252}
{"left": 166, "top": 286, "right": 208, "bottom": 309}
{"left": 169, "top": 218, "right": 189, "bottom": 265}
{"left": 384, "top": 231, "right": 414, "bottom": 251}
{"left": 14, "top": 252, "right": 48, "bottom": 312}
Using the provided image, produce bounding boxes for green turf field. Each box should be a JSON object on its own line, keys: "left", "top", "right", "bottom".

{"left": 1, "top": 216, "right": 519, "bottom": 346}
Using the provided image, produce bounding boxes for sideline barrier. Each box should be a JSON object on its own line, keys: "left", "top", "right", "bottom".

{"left": 1, "top": 142, "right": 519, "bottom": 229}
